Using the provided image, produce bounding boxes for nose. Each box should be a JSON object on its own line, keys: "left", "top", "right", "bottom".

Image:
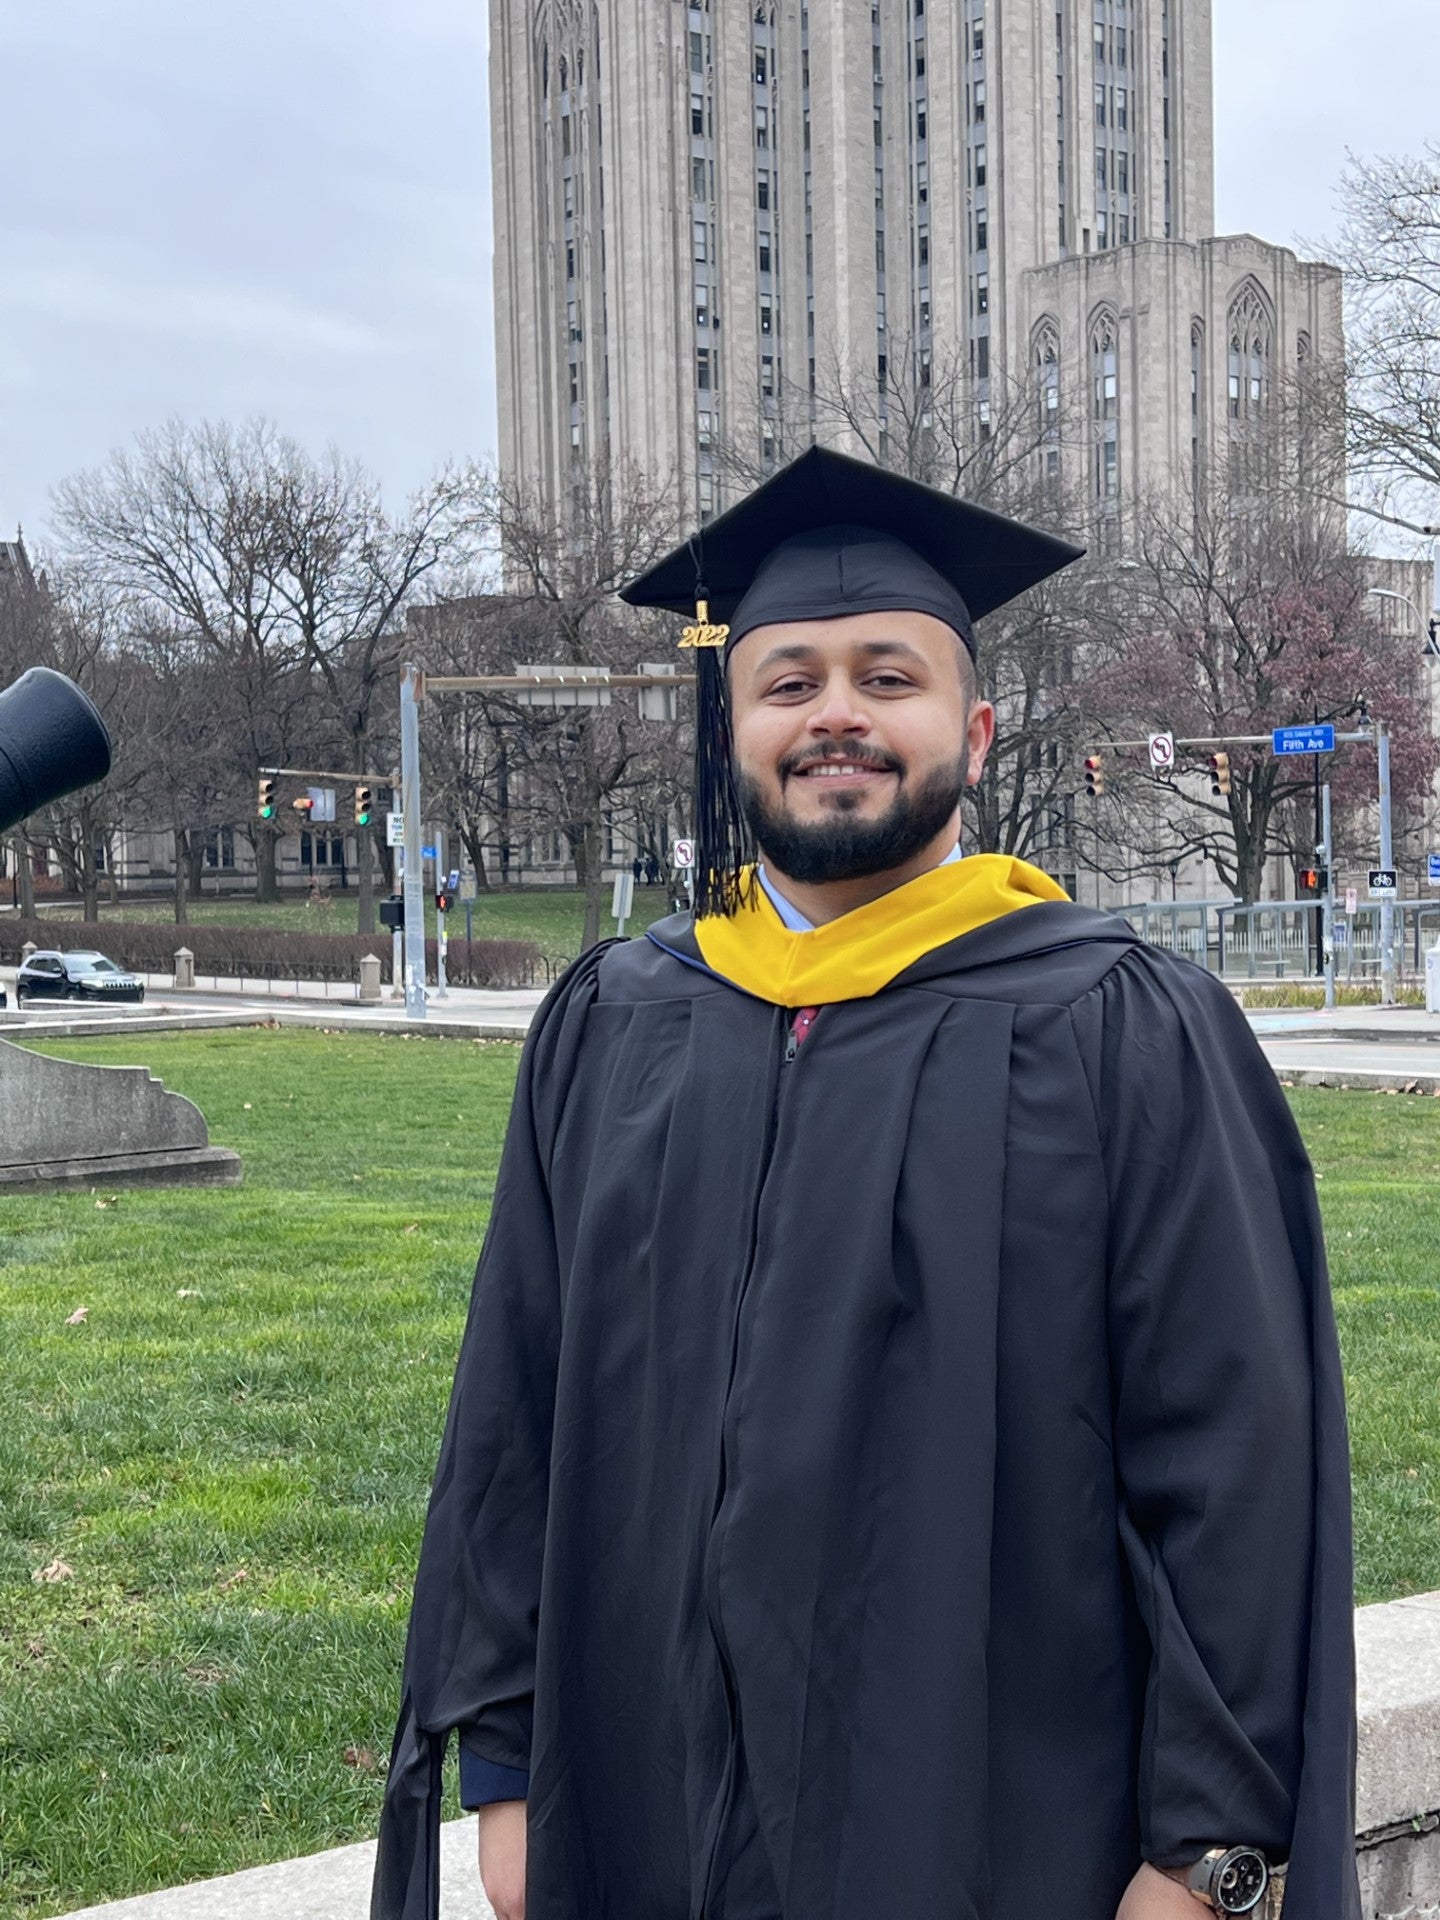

{"left": 805, "top": 670, "right": 873, "bottom": 740}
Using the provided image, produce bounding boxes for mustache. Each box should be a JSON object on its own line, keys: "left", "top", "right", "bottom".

{"left": 779, "top": 743, "right": 905, "bottom": 779}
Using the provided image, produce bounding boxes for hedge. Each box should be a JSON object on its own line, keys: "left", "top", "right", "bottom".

{"left": 0, "top": 918, "right": 546, "bottom": 991}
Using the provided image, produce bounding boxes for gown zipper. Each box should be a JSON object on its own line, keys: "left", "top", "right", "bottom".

{"left": 698, "top": 1006, "right": 817, "bottom": 1920}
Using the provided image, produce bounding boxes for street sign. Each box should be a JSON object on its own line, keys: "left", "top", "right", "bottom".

{"left": 1344, "top": 887, "right": 1358, "bottom": 915}
{"left": 386, "top": 811, "right": 404, "bottom": 848}
{"left": 1272, "top": 724, "right": 1336, "bottom": 756}
{"left": 1368, "top": 868, "right": 1398, "bottom": 899}
{"left": 1147, "top": 731, "right": 1175, "bottom": 774}
{"left": 1428, "top": 854, "right": 1440, "bottom": 887}
{"left": 307, "top": 785, "right": 338, "bottom": 823}
{"left": 673, "top": 838, "right": 696, "bottom": 870}
{"left": 422, "top": 844, "right": 438, "bottom": 860}
{"left": 612, "top": 870, "right": 636, "bottom": 932}
{"left": 447, "top": 868, "right": 461, "bottom": 893}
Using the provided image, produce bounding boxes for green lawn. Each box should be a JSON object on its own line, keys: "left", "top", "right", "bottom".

{"left": 0, "top": 1034, "right": 1437, "bottom": 1917}
{"left": 35, "top": 886, "right": 677, "bottom": 960}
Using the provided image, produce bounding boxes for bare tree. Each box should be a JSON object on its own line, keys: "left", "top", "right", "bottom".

{"left": 1089, "top": 465, "right": 1437, "bottom": 901}
{"left": 1328, "top": 143, "right": 1440, "bottom": 518}
{"left": 488, "top": 458, "right": 683, "bottom": 948}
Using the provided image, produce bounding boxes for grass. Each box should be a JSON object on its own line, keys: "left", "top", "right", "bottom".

{"left": 1235, "top": 983, "right": 1427, "bottom": 1010}
{"left": 30, "top": 886, "right": 678, "bottom": 960}
{"left": 0, "top": 1034, "right": 1437, "bottom": 1915}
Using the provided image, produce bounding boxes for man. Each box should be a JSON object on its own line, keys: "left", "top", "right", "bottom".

{"left": 374, "top": 449, "right": 1358, "bottom": 1920}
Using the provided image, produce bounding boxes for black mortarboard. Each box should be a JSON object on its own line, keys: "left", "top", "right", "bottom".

{"left": 621, "top": 447, "right": 1084, "bottom": 916}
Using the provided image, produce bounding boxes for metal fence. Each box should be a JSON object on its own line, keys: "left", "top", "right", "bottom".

{"left": 1114, "top": 899, "right": 1440, "bottom": 980}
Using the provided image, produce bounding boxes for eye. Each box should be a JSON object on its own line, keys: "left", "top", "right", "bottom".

{"left": 766, "top": 675, "right": 815, "bottom": 698}
{"left": 865, "top": 671, "right": 916, "bottom": 691}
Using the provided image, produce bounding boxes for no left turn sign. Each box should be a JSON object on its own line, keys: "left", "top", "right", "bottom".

{"left": 1147, "top": 731, "right": 1176, "bottom": 774}
{"left": 673, "top": 839, "right": 696, "bottom": 870}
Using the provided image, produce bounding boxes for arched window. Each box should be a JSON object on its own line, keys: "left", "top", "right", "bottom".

{"left": 1226, "top": 280, "right": 1273, "bottom": 423}
{"left": 1190, "top": 320, "right": 1205, "bottom": 480}
{"left": 1090, "top": 309, "right": 1120, "bottom": 507}
{"left": 1033, "top": 320, "right": 1061, "bottom": 480}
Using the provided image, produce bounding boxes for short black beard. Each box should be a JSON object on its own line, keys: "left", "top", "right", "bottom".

{"left": 737, "top": 750, "right": 969, "bottom": 887}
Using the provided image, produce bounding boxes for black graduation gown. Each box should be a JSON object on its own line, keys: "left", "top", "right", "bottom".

{"left": 372, "top": 902, "right": 1359, "bottom": 1920}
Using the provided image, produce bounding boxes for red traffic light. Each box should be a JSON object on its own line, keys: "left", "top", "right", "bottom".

{"left": 435, "top": 889, "right": 454, "bottom": 915}
{"left": 292, "top": 795, "right": 315, "bottom": 814}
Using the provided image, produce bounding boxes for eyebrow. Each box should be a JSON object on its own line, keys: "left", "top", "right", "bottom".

{"left": 751, "top": 637, "right": 930, "bottom": 674}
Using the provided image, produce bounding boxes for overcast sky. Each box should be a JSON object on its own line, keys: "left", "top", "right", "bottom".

{"left": 0, "top": 0, "right": 1435, "bottom": 541}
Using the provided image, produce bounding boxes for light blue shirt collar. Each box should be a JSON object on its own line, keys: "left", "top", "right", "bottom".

{"left": 756, "top": 842, "right": 964, "bottom": 933}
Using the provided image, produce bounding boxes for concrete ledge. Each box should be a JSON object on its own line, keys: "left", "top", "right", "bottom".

{"left": 54, "top": 1818, "right": 490, "bottom": 1919}
{"left": 1357, "top": 1592, "right": 1440, "bottom": 1832}
{"left": 0, "top": 1145, "right": 242, "bottom": 1192}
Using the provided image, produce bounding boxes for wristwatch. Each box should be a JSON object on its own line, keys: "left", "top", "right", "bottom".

{"left": 1169, "top": 1847, "right": 1270, "bottom": 1913}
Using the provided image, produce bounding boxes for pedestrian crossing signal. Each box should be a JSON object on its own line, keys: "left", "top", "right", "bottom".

{"left": 292, "top": 795, "right": 315, "bottom": 815}
{"left": 1210, "top": 752, "right": 1232, "bottom": 797}
{"left": 354, "top": 784, "right": 374, "bottom": 827}
{"left": 257, "top": 776, "right": 277, "bottom": 821}
{"left": 435, "top": 888, "right": 455, "bottom": 915}
{"left": 1298, "top": 867, "right": 1328, "bottom": 895}
{"left": 1083, "top": 754, "right": 1104, "bottom": 798}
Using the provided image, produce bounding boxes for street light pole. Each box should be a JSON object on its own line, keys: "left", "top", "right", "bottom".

{"left": 400, "top": 664, "right": 428, "bottom": 1022}
{"left": 1377, "top": 716, "right": 1397, "bottom": 1006}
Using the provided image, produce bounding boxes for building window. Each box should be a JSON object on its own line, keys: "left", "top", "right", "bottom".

{"left": 757, "top": 170, "right": 770, "bottom": 211}
{"left": 976, "top": 271, "right": 989, "bottom": 314}
{"left": 697, "top": 347, "right": 712, "bottom": 390}
{"left": 1095, "top": 84, "right": 1106, "bottom": 127}
{"left": 693, "top": 219, "right": 708, "bottom": 263}
{"left": 1115, "top": 86, "right": 1128, "bottom": 131}
{"left": 1090, "top": 312, "right": 1121, "bottom": 504}
{"left": 1226, "top": 280, "right": 1273, "bottom": 421}
{"left": 975, "top": 213, "right": 987, "bottom": 251}
{"left": 761, "top": 354, "right": 776, "bottom": 395}
{"left": 759, "top": 238, "right": 772, "bottom": 273}
{"left": 973, "top": 80, "right": 986, "bottom": 123}
{"left": 698, "top": 409, "right": 714, "bottom": 447}
{"left": 760, "top": 295, "right": 774, "bottom": 335}
{"left": 974, "top": 143, "right": 987, "bottom": 187}
{"left": 756, "top": 106, "right": 769, "bottom": 148}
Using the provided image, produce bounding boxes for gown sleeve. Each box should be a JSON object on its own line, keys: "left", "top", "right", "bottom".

{"left": 1092, "top": 951, "right": 1359, "bottom": 1915}
{"left": 371, "top": 948, "right": 606, "bottom": 1920}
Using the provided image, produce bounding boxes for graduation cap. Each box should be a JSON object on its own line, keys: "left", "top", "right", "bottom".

{"left": 621, "top": 446, "right": 1084, "bottom": 917}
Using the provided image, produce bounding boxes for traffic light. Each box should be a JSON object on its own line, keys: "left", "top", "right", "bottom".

{"left": 354, "top": 784, "right": 374, "bottom": 827}
{"left": 1209, "top": 752, "right": 1232, "bottom": 797}
{"left": 435, "top": 887, "right": 455, "bottom": 915}
{"left": 1083, "top": 754, "right": 1105, "bottom": 798}
{"left": 257, "top": 776, "right": 277, "bottom": 821}
{"left": 1298, "top": 867, "right": 1329, "bottom": 895}
{"left": 292, "top": 794, "right": 314, "bottom": 816}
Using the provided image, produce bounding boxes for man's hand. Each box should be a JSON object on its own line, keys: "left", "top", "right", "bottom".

{"left": 1117, "top": 1862, "right": 1200, "bottom": 1918}
{"left": 477, "top": 1799, "right": 527, "bottom": 1920}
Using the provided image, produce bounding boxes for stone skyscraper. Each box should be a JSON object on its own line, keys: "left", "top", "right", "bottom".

{"left": 490, "top": 0, "right": 1341, "bottom": 529}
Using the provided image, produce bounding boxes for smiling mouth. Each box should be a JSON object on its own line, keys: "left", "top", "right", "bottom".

{"left": 794, "top": 752, "right": 898, "bottom": 775}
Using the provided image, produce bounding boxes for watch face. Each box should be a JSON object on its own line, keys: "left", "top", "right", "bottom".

{"left": 1214, "top": 1849, "right": 1268, "bottom": 1914}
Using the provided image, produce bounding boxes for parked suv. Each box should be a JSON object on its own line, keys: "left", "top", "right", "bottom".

{"left": 16, "top": 950, "right": 145, "bottom": 1004}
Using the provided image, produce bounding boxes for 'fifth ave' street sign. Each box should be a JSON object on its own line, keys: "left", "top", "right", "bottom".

{"left": 1273, "top": 724, "right": 1336, "bottom": 756}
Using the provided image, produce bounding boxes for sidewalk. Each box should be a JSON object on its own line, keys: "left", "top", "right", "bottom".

{"left": 57, "top": 1820, "right": 490, "bottom": 1920}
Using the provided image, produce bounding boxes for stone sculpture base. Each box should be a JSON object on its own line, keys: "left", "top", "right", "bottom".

{"left": 0, "top": 1038, "right": 242, "bottom": 1192}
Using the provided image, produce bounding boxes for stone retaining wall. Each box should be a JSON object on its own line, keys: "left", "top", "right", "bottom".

{"left": 1357, "top": 1591, "right": 1440, "bottom": 1918}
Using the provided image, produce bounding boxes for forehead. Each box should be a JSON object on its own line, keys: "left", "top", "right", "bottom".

{"left": 732, "top": 608, "right": 963, "bottom": 674}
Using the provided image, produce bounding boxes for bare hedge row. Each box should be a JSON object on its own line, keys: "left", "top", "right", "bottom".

{"left": 0, "top": 918, "right": 546, "bottom": 990}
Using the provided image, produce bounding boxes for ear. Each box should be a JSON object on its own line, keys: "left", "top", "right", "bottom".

{"left": 964, "top": 701, "right": 996, "bottom": 788}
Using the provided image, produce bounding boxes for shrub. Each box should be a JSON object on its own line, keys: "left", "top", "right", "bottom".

{"left": 0, "top": 919, "right": 544, "bottom": 990}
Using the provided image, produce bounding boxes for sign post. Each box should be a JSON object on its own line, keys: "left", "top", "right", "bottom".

{"left": 1320, "top": 783, "right": 1336, "bottom": 1011}
{"left": 612, "top": 869, "right": 636, "bottom": 937}
{"left": 1429, "top": 855, "right": 1440, "bottom": 888}
{"left": 434, "top": 826, "right": 449, "bottom": 1000}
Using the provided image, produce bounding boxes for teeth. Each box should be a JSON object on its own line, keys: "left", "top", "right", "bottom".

{"left": 807, "top": 764, "right": 879, "bottom": 776}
